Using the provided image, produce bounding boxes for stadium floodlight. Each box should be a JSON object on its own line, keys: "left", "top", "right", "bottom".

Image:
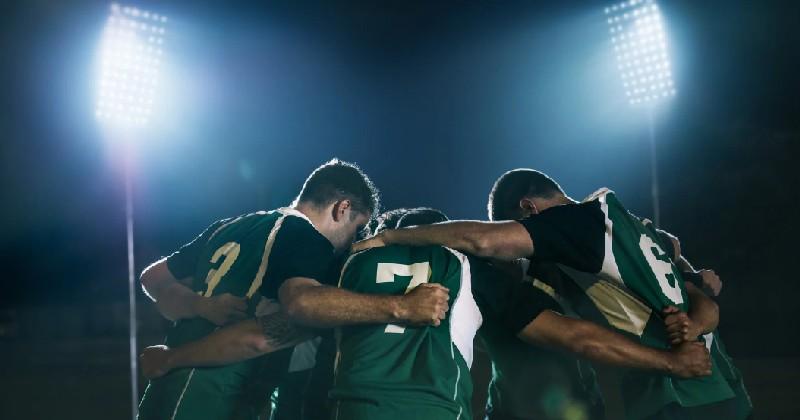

{"left": 605, "top": 0, "right": 675, "bottom": 226}
{"left": 606, "top": 0, "right": 675, "bottom": 106}
{"left": 97, "top": 3, "right": 167, "bottom": 128}
{"left": 95, "top": 4, "right": 168, "bottom": 419}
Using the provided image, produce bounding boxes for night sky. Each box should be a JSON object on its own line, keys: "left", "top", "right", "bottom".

{"left": 1, "top": 0, "right": 799, "bottom": 361}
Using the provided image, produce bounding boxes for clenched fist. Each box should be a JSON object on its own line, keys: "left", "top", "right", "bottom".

{"left": 396, "top": 283, "right": 450, "bottom": 327}
{"left": 663, "top": 306, "right": 700, "bottom": 345}
{"left": 698, "top": 269, "right": 722, "bottom": 297}
{"left": 140, "top": 345, "right": 174, "bottom": 379}
{"left": 668, "top": 341, "right": 712, "bottom": 379}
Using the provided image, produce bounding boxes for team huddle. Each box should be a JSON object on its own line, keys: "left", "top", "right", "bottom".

{"left": 136, "top": 159, "right": 753, "bottom": 420}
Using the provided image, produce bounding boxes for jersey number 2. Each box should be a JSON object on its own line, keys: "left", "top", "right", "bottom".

{"left": 376, "top": 262, "right": 431, "bottom": 334}
{"left": 202, "top": 241, "right": 241, "bottom": 297}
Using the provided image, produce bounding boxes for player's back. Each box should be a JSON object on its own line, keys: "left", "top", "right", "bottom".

{"left": 167, "top": 211, "right": 283, "bottom": 346}
{"left": 330, "top": 244, "right": 481, "bottom": 420}
{"left": 546, "top": 189, "right": 735, "bottom": 418}
{"left": 140, "top": 208, "right": 334, "bottom": 420}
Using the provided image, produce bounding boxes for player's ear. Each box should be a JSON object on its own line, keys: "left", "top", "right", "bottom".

{"left": 519, "top": 197, "right": 538, "bottom": 217}
{"left": 332, "top": 199, "right": 352, "bottom": 223}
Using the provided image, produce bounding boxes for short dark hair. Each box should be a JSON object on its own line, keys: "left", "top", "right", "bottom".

{"left": 397, "top": 207, "right": 449, "bottom": 228}
{"left": 488, "top": 169, "right": 563, "bottom": 221}
{"left": 371, "top": 208, "right": 410, "bottom": 235}
{"left": 373, "top": 207, "right": 449, "bottom": 234}
{"left": 296, "top": 159, "right": 379, "bottom": 217}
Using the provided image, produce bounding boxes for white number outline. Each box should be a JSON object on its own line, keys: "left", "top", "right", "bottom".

{"left": 639, "top": 234, "right": 684, "bottom": 305}
{"left": 202, "top": 241, "right": 241, "bottom": 297}
{"left": 376, "top": 262, "right": 431, "bottom": 334}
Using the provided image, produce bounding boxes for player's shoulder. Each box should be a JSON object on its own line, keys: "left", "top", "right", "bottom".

{"left": 581, "top": 187, "right": 615, "bottom": 203}
{"left": 273, "top": 207, "right": 328, "bottom": 239}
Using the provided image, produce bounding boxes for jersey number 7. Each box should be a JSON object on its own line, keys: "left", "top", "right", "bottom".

{"left": 376, "top": 262, "right": 431, "bottom": 334}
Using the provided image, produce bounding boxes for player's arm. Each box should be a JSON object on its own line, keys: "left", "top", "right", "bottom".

{"left": 140, "top": 258, "right": 247, "bottom": 326}
{"left": 277, "top": 277, "right": 450, "bottom": 328}
{"left": 657, "top": 229, "right": 722, "bottom": 296}
{"left": 519, "top": 311, "right": 711, "bottom": 378}
{"left": 354, "top": 220, "right": 534, "bottom": 261}
{"left": 663, "top": 282, "right": 719, "bottom": 344}
{"left": 140, "top": 311, "right": 314, "bottom": 379}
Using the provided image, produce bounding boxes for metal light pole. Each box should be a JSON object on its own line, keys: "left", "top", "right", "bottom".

{"left": 95, "top": 4, "right": 168, "bottom": 418}
{"left": 606, "top": 0, "right": 675, "bottom": 227}
{"left": 647, "top": 107, "right": 660, "bottom": 226}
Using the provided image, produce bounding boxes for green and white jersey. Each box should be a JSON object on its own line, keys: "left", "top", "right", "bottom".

{"left": 519, "top": 189, "right": 734, "bottom": 420}
{"left": 479, "top": 260, "right": 604, "bottom": 420}
{"left": 138, "top": 208, "right": 334, "bottom": 420}
{"left": 330, "top": 245, "right": 482, "bottom": 420}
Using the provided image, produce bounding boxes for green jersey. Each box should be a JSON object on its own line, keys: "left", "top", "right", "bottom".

{"left": 330, "top": 246, "right": 558, "bottom": 420}
{"left": 519, "top": 189, "right": 734, "bottom": 420}
{"left": 330, "top": 245, "right": 480, "bottom": 420}
{"left": 479, "top": 263, "right": 605, "bottom": 420}
{"left": 138, "top": 208, "right": 334, "bottom": 420}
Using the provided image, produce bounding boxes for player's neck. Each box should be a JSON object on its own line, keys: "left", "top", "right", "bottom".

{"left": 535, "top": 194, "right": 576, "bottom": 212}
{"left": 292, "top": 202, "right": 328, "bottom": 232}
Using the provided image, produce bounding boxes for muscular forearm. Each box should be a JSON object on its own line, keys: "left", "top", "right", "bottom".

{"left": 383, "top": 221, "right": 484, "bottom": 254}
{"left": 381, "top": 220, "right": 531, "bottom": 261}
{"left": 141, "top": 260, "right": 205, "bottom": 322}
{"left": 283, "top": 284, "right": 406, "bottom": 328}
{"left": 167, "top": 313, "right": 312, "bottom": 369}
{"left": 521, "top": 312, "right": 674, "bottom": 374}
{"left": 686, "top": 282, "right": 719, "bottom": 335}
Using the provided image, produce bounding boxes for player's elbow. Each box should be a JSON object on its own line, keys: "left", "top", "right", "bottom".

{"left": 467, "top": 233, "right": 499, "bottom": 259}
{"left": 283, "top": 295, "right": 315, "bottom": 325}
{"left": 139, "top": 259, "right": 167, "bottom": 296}
{"left": 140, "top": 268, "right": 158, "bottom": 297}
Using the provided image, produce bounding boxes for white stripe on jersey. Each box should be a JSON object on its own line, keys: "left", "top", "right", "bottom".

{"left": 592, "top": 189, "right": 625, "bottom": 286}
{"left": 245, "top": 214, "right": 289, "bottom": 298}
{"left": 170, "top": 368, "right": 196, "bottom": 420}
{"left": 559, "top": 265, "right": 652, "bottom": 337}
{"left": 444, "top": 248, "right": 482, "bottom": 368}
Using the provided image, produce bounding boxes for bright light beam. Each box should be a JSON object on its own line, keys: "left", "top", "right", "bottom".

{"left": 95, "top": 4, "right": 168, "bottom": 419}
{"left": 606, "top": 0, "right": 675, "bottom": 106}
{"left": 605, "top": 0, "right": 675, "bottom": 227}
{"left": 97, "top": 3, "right": 167, "bottom": 127}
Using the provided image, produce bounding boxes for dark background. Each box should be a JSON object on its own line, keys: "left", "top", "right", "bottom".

{"left": 0, "top": 0, "right": 798, "bottom": 418}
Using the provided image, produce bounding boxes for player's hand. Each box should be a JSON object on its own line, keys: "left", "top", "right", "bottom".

{"left": 662, "top": 306, "right": 700, "bottom": 345}
{"left": 396, "top": 283, "right": 450, "bottom": 327}
{"left": 668, "top": 341, "right": 712, "bottom": 378}
{"left": 351, "top": 233, "right": 386, "bottom": 253}
{"left": 197, "top": 293, "right": 248, "bottom": 326}
{"left": 140, "top": 345, "right": 174, "bottom": 379}
{"left": 698, "top": 269, "right": 722, "bottom": 297}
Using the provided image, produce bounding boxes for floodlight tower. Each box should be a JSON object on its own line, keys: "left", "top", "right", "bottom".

{"left": 605, "top": 0, "right": 675, "bottom": 227}
{"left": 95, "top": 3, "right": 167, "bottom": 418}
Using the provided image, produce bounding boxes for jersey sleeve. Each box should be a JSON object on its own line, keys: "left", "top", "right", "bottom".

{"left": 504, "top": 281, "right": 562, "bottom": 334}
{"left": 259, "top": 216, "right": 335, "bottom": 298}
{"left": 165, "top": 218, "right": 229, "bottom": 279}
{"left": 517, "top": 200, "right": 606, "bottom": 273}
{"left": 469, "top": 257, "right": 562, "bottom": 335}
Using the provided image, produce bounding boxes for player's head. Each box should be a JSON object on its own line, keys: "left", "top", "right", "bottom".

{"left": 295, "top": 158, "right": 380, "bottom": 253}
{"left": 373, "top": 207, "right": 448, "bottom": 235}
{"left": 396, "top": 207, "right": 448, "bottom": 228}
{"left": 488, "top": 168, "right": 564, "bottom": 221}
{"left": 371, "top": 208, "right": 411, "bottom": 236}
